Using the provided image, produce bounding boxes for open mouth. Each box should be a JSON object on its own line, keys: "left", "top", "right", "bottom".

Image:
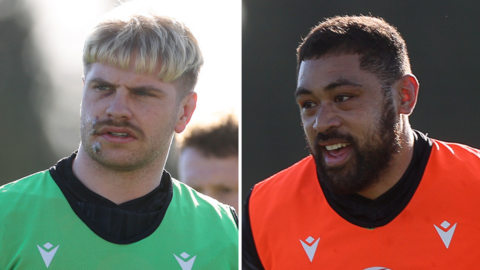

{"left": 108, "top": 132, "right": 130, "bottom": 138}
{"left": 325, "top": 143, "right": 350, "bottom": 151}
{"left": 99, "top": 130, "right": 136, "bottom": 143}
{"left": 323, "top": 142, "right": 352, "bottom": 167}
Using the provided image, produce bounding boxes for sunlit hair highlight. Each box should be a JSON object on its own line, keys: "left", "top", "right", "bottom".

{"left": 83, "top": 7, "right": 203, "bottom": 95}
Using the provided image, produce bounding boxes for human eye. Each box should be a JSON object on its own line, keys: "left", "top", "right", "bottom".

{"left": 219, "top": 186, "right": 232, "bottom": 194}
{"left": 94, "top": 84, "right": 112, "bottom": 91}
{"left": 135, "top": 90, "right": 150, "bottom": 96}
{"left": 334, "top": 95, "right": 351, "bottom": 103}
{"left": 133, "top": 88, "right": 157, "bottom": 97}
{"left": 300, "top": 101, "right": 317, "bottom": 109}
{"left": 220, "top": 187, "right": 232, "bottom": 194}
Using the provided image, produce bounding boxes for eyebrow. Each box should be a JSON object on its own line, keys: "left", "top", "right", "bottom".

{"left": 295, "top": 78, "right": 363, "bottom": 98}
{"left": 87, "top": 77, "right": 166, "bottom": 94}
{"left": 87, "top": 78, "right": 115, "bottom": 87}
{"left": 294, "top": 88, "right": 313, "bottom": 98}
{"left": 324, "top": 78, "right": 363, "bottom": 91}
{"left": 129, "top": 85, "right": 166, "bottom": 95}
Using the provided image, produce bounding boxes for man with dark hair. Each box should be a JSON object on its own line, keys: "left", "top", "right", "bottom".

{"left": 178, "top": 116, "right": 239, "bottom": 210}
{"left": 243, "top": 15, "right": 480, "bottom": 269}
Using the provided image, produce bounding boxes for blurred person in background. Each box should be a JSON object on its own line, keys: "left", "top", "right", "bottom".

{"left": 0, "top": 3, "right": 238, "bottom": 269}
{"left": 178, "top": 115, "right": 239, "bottom": 211}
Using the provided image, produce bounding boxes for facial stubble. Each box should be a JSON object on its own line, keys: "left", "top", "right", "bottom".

{"left": 309, "top": 96, "right": 401, "bottom": 195}
{"left": 80, "top": 115, "right": 177, "bottom": 172}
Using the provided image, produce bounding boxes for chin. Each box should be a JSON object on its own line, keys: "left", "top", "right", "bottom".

{"left": 87, "top": 148, "right": 155, "bottom": 171}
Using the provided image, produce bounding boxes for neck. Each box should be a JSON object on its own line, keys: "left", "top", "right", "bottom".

{"left": 72, "top": 145, "right": 166, "bottom": 204}
{"left": 357, "top": 123, "right": 415, "bottom": 200}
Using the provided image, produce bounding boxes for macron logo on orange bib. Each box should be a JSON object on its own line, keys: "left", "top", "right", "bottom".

{"left": 434, "top": 220, "right": 457, "bottom": 249}
{"left": 300, "top": 236, "right": 320, "bottom": 262}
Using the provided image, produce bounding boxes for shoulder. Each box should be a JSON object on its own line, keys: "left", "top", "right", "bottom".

{"left": 170, "top": 178, "right": 238, "bottom": 227}
{"left": 431, "top": 139, "right": 480, "bottom": 155}
{"left": 430, "top": 139, "right": 480, "bottom": 167}
{"left": 253, "top": 156, "right": 315, "bottom": 194}
{"left": 247, "top": 156, "right": 318, "bottom": 212}
{"left": 0, "top": 170, "right": 53, "bottom": 200}
{"left": 0, "top": 170, "right": 60, "bottom": 227}
{"left": 424, "top": 138, "right": 480, "bottom": 189}
{"left": 171, "top": 177, "right": 231, "bottom": 210}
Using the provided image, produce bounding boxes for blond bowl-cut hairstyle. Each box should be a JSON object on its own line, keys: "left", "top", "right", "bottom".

{"left": 83, "top": 8, "right": 203, "bottom": 96}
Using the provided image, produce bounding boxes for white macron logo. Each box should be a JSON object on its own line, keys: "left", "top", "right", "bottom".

{"left": 174, "top": 252, "right": 196, "bottom": 270}
{"left": 434, "top": 220, "right": 457, "bottom": 249}
{"left": 300, "top": 236, "right": 320, "bottom": 262}
{"left": 37, "top": 242, "right": 59, "bottom": 268}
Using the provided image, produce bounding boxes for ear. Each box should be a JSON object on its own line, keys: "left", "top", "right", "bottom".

{"left": 396, "top": 74, "right": 419, "bottom": 115}
{"left": 174, "top": 92, "right": 197, "bottom": 133}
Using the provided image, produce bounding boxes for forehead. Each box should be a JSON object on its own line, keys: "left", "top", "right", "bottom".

{"left": 86, "top": 62, "right": 156, "bottom": 81}
{"left": 297, "top": 54, "right": 380, "bottom": 90}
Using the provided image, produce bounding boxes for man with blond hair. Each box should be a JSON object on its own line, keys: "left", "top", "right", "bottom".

{"left": 0, "top": 4, "right": 238, "bottom": 269}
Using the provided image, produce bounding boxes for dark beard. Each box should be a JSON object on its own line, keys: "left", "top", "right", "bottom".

{"left": 309, "top": 97, "right": 400, "bottom": 195}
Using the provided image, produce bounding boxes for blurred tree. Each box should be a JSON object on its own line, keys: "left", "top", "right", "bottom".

{"left": 0, "top": 0, "right": 55, "bottom": 185}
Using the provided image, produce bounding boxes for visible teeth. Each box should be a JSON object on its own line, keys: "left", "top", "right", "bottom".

{"left": 326, "top": 143, "right": 350, "bottom": 151}
{"left": 109, "top": 132, "right": 128, "bottom": 137}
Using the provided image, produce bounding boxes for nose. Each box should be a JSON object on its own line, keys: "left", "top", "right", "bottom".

{"left": 105, "top": 89, "right": 132, "bottom": 120}
{"left": 313, "top": 102, "right": 341, "bottom": 133}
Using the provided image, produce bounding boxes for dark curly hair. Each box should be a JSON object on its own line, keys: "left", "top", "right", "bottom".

{"left": 297, "top": 15, "right": 411, "bottom": 88}
{"left": 181, "top": 115, "right": 238, "bottom": 158}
